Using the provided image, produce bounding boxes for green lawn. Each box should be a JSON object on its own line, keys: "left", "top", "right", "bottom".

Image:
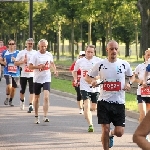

{"left": 51, "top": 76, "right": 138, "bottom": 112}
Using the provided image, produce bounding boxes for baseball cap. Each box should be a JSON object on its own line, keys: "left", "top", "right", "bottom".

{"left": 79, "top": 51, "right": 85, "bottom": 56}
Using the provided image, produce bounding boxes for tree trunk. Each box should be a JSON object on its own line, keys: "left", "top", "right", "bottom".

{"left": 102, "top": 36, "right": 106, "bottom": 56}
{"left": 71, "top": 18, "right": 75, "bottom": 61}
{"left": 125, "top": 42, "right": 130, "bottom": 57}
{"left": 88, "top": 17, "right": 92, "bottom": 45}
{"left": 137, "top": 0, "right": 150, "bottom": 56}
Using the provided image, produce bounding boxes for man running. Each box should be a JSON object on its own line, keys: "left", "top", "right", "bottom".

{"left": 15, "top": 38, "right": 36, "bottom": 112}
{"left": 72, "top": 45, "right": 101, "bottom": 132}
{"left": 0, "top": 39, "right": 20, "bottom": 106}
{"left": 85, "top": 40, "right": 134, "bottom": 149}
{"left": 29, "top": 39, "right": 58, "bottom": 124}
{"left": 0, "top": 39, "right": 7, "bottom": 81}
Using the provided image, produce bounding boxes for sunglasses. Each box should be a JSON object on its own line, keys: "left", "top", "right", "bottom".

{"left": 8, "top": 43, "right": 15, "bottom": 45}
{"left": 27, "top": 43, "right": 33, "bottom": 45}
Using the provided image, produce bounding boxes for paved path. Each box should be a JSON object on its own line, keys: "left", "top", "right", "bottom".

{"left": 0, "top": 78, "right": 141, "bottom": 150}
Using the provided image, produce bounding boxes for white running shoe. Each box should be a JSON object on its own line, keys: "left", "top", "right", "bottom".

{"left": 43, "top": 117, "right": 49, "bottom": 122}
{"left": 79, "top": 108, "right": 83, "bottom": 114}
{"left": 20, "top": 101, "right": 25, "bottom": 110}
{"left": 35, "top": 117, "right": 40, "bottom": 124}
{"left": 4, "top": 98, "right": 9, "bottom": 105}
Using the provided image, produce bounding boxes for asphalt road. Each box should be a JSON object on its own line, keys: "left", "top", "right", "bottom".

{"left": 0, "top": 78, "right": 141, "bottom": 150}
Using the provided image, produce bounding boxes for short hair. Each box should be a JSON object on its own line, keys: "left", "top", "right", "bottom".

{"left": 85, "top": 45, "right": 95, "bottom": 51}
{"left": 107, "top": 40, "right": 118, "bottom": 47}
{"left": 38, "top": 39, "right": 48, "bottom": 45}
{"left": 8, "top": 39, "right": 16, "bottom": 44}
{"left": 0, "top": 39, "right": 4, "bottom": 42}
{"left": 145, "top": 49, "right": 150, "bottom": 55}
{"left": 25, "top": 38, "right": 34, "bottom": 46}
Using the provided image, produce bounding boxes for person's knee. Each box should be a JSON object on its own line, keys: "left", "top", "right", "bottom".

{"left": 115, "top": 129, "right": 124, "bottom": 137}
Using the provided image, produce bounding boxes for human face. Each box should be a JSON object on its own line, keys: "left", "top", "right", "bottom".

{"left": 85, "top": 47, "right": 95, "bottom": 59}
{"left": 39, "top": 41, "right": 47, "bottom": 54}
{"left": 0, "top": 41, "right": 4, "bottom": 47}
{"left": 8, "top": 40, "right": 16, "bottom": 51}
{"left": 106, "top": 41, "right": 119, "bottom": 62}
{"left": 144, "top": 50, "right": 150, "bottom": 62}
{"left": 26, "top": 40, "right": 34, "bottom": 50}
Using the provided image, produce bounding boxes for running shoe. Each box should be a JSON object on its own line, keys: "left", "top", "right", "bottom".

{"left": 88, "top": 125, "right": 94, "bottom": 132}
{"left": 146, "top": 135, "right": 150, "bottom": 142}
{"left": 4, "top": 98, "right": 9, "bottom": 105}
{"left": 79, "top": 108, "right": 83, "bottom": 114}
{"left": 43, "top": 117, "right": 49, "bottom": 122}
{"left": 20, "top": 101, "right": 25, "bottom": 110}
{"left": 9, "top": 101, "right": 14, "bottom": 107}
{"left": 35, "top": 117, "right": 40, "bottom": 124}
{"left": 109, "top": 136, "right": 114, "bottom": 148}
{"left": 27, "top": 105, "right": 33, "bottom": 113}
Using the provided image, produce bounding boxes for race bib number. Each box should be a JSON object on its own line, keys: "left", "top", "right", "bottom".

{"left": 8, "top": 63, "right": 17, "bottom": 73}
{"left": 39, "top": 62, "right": 50, "bottom": 71}
{"left": 24, "top": 65, "right": 33, "bottom": 72}
{"left": 141, "top": 87, "right": 150, "bottom": 96}
{"left": 82, "top": 70, "right": 88, "bottom": 77}
{"left": 103, "top": 82, "right": 121, "bottom": 91}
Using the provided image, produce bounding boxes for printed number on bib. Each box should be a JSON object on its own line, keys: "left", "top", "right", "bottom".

{"left": 8, "top": 63, "right": 17, "bottom": 73}
{"left": 24, "top": 65, "right": 33, "bottom": 72}
{"left": 103, "top": 82, "right": 121, "bottom": 91}
{"left": 82, "top": 70, "right": 88, "bottom": 77}
{"left": 141, "top": 87, "right": 150, "bottom": 95}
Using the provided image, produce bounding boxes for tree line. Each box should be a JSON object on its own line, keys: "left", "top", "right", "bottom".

{"left": 0, "top": 0, "right": 149, "bottom": 60}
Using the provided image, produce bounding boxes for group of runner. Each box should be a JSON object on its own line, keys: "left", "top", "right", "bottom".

{"left": 0, "top": 38, "right": 150, "bottom": 149}
{"left": 71, "top": 40, "right": 150, "bottom": 150}
{"left": 0, "top": 38, "right": 58, "bottom": 124}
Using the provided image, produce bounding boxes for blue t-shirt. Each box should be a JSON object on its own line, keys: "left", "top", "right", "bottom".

{"left": 146, "top": 64, "right": 150, "bottom": 72}
{"left": 2, "top": 50, "right": 20, "bottom": 77}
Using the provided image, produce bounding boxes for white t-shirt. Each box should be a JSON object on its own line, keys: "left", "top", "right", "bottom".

{"left": 15, "top": 49, "right": 37, "bottom": 77}
{"left": 88, "top": 58, "right": 133, "bottom": 104}
{"left": 29, "top": 51, "right": 53, "bottom": 84}
{"left": 74, "top": 56, "right": 102, "bottom": 92}
{"left": 134, "top": 63, "right": 150, "bottom": 96}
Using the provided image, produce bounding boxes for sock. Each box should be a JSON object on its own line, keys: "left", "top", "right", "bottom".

{"left": 6, "top": 94, "right": 9, "bottom": 99}
{"left": 9, "top": 98, "right": 12, "bottom": 102}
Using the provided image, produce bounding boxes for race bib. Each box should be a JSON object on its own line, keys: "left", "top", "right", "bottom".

{"left": 141, "top": 87, "right": 150, "bottom": 96}
{"left": 103, "top": 82, "right": 121, "bottom": 91}
{"left": 24, "top": 65, "right": 33, "bottom": 72}
{"left": 8, "top": 63, "right": 17, "bottom": 73}
{"left": 82, "top": 70, "right": 88, "bottom": 77}
{"left": 39, "top": 62, "right": 50, "bottom": 71}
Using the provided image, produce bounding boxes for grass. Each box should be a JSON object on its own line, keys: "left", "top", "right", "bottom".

{"left": 51, "top": 76, "right": 138, "bottom": 112}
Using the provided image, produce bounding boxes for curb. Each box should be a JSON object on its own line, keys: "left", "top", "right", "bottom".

{"left": 51, "top": 89, "right": 139, "bottom": 120}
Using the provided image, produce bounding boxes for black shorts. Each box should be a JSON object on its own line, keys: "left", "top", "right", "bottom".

{"left": 33, "top": 82, "right": 50, "bottom": 95}
{"left": 137, "top": 95, "right": 150, "bottom": 103}
{"left": 97, "top": 101, "right": 125, "bottom": 127}
{"left": 74, "top": 86, "right": 82, "bottom": 101}
{"left": 91, "top": 92, "right": 99, "bottom": 104}
{"left": 20, "top": 77, "right": 33, "bottom": 94}
{"left": 80, "top": 90, "right": 91, "bottom": 101}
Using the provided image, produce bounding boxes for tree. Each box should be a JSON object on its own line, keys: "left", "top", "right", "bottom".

{"left": 137, "top": 0, "right": 150, "bottom": 56}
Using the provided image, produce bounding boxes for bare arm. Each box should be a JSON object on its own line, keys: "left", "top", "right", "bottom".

{"left": 50, "top": 61, "right": 58, "bottom": 75}
{"left": 133, "top": 111, "right": 150, "bottom": 150}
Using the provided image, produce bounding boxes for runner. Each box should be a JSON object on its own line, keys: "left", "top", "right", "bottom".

{"left": 14, "top": 38, "right": 36, "bottom": 112}
{"left": 29, "top": 39, "right": 58, "bottom": 124}
{"left": 0, "top": 39, "right": 7, "bottom": 81}
{"left": 133, "top": 49, "right": 150, "bottom": 142}
{"left": 70, "top": 51, "right": 85, "bottom": 114}
{"left": 0, "top": 39, "right": 20, "bottom": 106}
{"left": 72, "top": 45, "right": 101, "bottom": 132}
{"left": 85, "top": 40, "right": 134, "bottom": 149}
{"left": 133, "top": 110, "right": 150, "bottom": 149}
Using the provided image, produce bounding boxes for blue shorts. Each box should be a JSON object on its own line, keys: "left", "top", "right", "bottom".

{"left": 33, "top": 82, "right": 50, "bottom": 95}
